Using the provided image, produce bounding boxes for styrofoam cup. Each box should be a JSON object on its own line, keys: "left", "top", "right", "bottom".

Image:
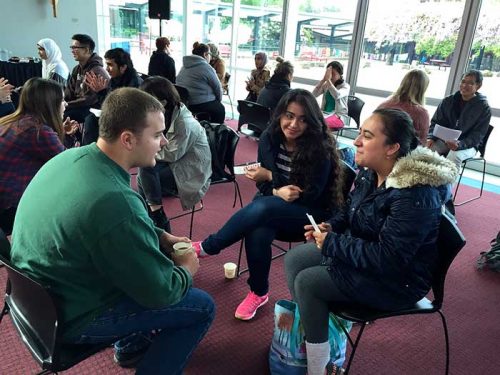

{"left": 173, "top": 242, "right": 194, "bottom": 256}
{"left": 224, "top": 262, "right": 237, "bottom": 279}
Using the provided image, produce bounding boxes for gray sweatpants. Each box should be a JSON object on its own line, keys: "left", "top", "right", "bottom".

{"left": 284, "top": 242, "right": 350, "bottom": 343}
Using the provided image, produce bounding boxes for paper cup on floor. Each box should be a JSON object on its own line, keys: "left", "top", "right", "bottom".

{"left": 173, "top": 242, "right": 194, "bottom": 256}
{"left": 224, "top": 262, "right": 237, "bottom": 279}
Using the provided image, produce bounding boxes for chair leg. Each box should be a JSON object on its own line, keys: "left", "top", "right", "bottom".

{"left": 343, "top": 322, "right": 367, "bottom": 375}
{"left": 0, "top": 302, "right": 10, "bottom": 324}
{"left": 454, "top": 159, "right": 485, "bottom": 206}
{"left": 232, "top": 181, "right": 243, "bottom": 208}
{"left": 228, "top": 95, "right": 234, "bottom": 119}
{"left": 437, "top": 310, "right": 450, "bottom": 375}
{"left": 236, "top": 240, "right": 247, "bottom": 276}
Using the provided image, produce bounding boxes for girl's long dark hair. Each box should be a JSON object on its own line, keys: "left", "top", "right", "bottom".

{"left": 269, "top": 89, "right": 344, "bottom": 208}
{"left": 140, "top": 76, "right": 181, "bottom": 130}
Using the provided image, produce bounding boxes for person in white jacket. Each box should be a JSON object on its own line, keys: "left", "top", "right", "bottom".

{"left": 312, "top": 61, "right": 350, "bottom": 127}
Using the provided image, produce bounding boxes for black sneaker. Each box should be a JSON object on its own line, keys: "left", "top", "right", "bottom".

{"left": 150, "top": 208, "right": 171, "bottom": 233}
{"left": 113, "top": 345, "right": 149, "bottom": 368}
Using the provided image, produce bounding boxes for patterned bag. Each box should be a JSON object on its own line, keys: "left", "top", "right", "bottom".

{"left": 269, "top": 299, "right": 352, "bottom": 375}
{"left": 477, "top": 231, "right": 500, "bottom": 272}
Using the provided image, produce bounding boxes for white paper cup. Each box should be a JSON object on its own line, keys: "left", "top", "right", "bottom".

{"left": 224, "top": 262, "right": 237, "bottom": 279}
{"left": 173, "top": 242, "right": 194, "bottom": 256}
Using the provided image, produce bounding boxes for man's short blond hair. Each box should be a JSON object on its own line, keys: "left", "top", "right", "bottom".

{"left": 99, "top": 87, "right": 164, "bottom": 142}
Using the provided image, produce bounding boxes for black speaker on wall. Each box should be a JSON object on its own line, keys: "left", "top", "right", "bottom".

{"left": 149, "top": 0, "right": 171, "bottom": 19}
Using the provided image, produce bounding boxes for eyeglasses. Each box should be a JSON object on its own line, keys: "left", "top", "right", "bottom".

{"left": 70, "top": 46, "right": 87, "bottom": 50}
{"left": 460, "top": 80, "right": 477, "bottom": 86}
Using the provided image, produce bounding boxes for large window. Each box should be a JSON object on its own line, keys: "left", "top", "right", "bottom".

{"left": 290, "top": 1, "right": 357, "bottom": 83}
{"left": 467, "top": 0, "right": 500, "bottom": 167}
{"left": 468, "top": 0, "right": 500, "bottom": 109}
{"left": 356, "top": 0, "right": 466, "bottom": 99}
{"left": 98, "top": 0, "right": 184, "bottom": 74}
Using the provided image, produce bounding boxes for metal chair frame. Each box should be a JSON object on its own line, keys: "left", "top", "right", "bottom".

{"left": 453, "top": 124, "right": 493, "bottom": 206}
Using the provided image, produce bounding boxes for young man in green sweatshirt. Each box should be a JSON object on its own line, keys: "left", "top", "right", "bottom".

{"left": 10, "top": 87, "right": 215, "bottom": 374}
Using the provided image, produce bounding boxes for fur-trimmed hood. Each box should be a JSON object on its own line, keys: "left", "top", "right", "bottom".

{"left": 386, "top": 146, "right": 458, "bottom": 189}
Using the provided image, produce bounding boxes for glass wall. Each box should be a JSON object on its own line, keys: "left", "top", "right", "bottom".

{"left": 356, "top": 0, "right": 466, "bottom": 99}
{"left": 289, "top": 0, "right": 357, "bottom": 82}
{"left": 99, "top": 0, "right": 500, "bottom": 172}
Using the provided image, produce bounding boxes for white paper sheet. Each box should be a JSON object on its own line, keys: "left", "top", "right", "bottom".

{"left": 234, "top": 162, "right": 261, "bottom": 175}
{"left": 432, "top": 124, "right": 462, "bottom": 141}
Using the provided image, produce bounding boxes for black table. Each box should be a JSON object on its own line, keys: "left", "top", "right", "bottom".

{"left": 0, "top": 60, "right": 42, "bottom": 88}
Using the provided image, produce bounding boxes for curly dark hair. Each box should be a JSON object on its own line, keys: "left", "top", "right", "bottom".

{"left": 269, "top": 89, "right": 344, "bottom": 208}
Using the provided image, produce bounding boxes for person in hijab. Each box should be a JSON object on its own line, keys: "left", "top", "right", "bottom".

{"left": 245, "top": 51, "right": 270, "bottom": 102}
{"left": 37, "top": 38, "right": 70, "bottom": 86}
{"left": 207, "top": 43, "right": 226, "bottom": 89}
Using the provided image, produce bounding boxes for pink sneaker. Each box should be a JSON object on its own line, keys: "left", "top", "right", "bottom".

{"left": 191, "top": 241, "right": 208, "bottom": 258}
{"left": 235, "top": 291, "right": 269, "bottom": 320}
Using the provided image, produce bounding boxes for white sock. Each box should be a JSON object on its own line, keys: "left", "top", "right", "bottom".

{"left": 198, "top": 242, "right": 208, "bottom": 257}
{"left": 306, "top": 341, "right": 330, "bottom": 375}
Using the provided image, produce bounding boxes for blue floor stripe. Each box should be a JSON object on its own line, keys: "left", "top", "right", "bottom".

{"left": 460, "top": 176, "right": 500, "bottom": 194}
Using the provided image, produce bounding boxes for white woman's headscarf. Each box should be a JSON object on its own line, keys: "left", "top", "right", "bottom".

{"left": 37, "top": 38, "right": 69, "bottom": 81}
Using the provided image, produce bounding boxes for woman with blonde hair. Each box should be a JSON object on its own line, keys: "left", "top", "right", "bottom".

{"left": 378, "top": 69, "right": 430, "bottom": 144}
{"left": 0, "top": 77, "right": 78, "bottom": 234}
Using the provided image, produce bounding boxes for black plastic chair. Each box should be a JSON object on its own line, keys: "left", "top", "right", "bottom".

{"left": 328, "top": 213, "right": 466, "bottom": 375}
{"left": 236, "top": 160, "right": 357, "bottom": 276}
{"left": 237, "top": 100, "right": 271, "bottom": 139}
{"left": 339, "top": 96, "right": 365, "bottom": 136}
{"left": 453, "top": 124, "right": 493, "bottom": 206}
{"left": 173, "top": 84, "right": 190, "bottom": 106}
{"left": 0, "top": 253, "right": 109, "bottom": 374}
{"left": 0, "top": 228, "right": 9, "bottom": 261}
{"left": 223, "top": 72, "right": 234, "bottom": 119}
{"left": 172, "top": 124, "right": 242, "bottom": 238}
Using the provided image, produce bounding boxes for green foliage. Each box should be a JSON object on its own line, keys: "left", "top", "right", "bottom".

{"left": 416, "top": 36, "right": 457, "bottom": 59}
{"left": 302, "top": 28, "right": 314, "bottom": 47}
{"left": 240, "top": 0, "right": 283, "bottom": 6}
{"left": 259, "top": 21, "right": 281, "bottom": 48}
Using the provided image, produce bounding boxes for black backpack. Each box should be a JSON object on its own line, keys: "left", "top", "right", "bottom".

{"left": 199, "top": 121, "right": 233, "bottom": 182}
{"left": 477, "top": 231, "right": 500, "bottom": 272}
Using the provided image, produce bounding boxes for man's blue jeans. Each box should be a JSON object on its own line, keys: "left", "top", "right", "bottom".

{"left": 65, "top": 288, "right": 215, "bottom": 375}
{"left": 202, "top": 195, "right": 329, "bottom": 295}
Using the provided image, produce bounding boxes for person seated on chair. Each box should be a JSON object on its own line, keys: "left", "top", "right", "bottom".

{"left": 378, "top": 69, "right": 430, "bottom": 145}
{"left": 81, "top": 48, "right": 143, "bottom": 145}
{"left": 427, "top": 69, "right": 491, "bottom": 171}
{"left": 257, "top": 56, "right": 293, "bottom": 115}
{"left": 0, "top": 77, "right": 15, "bottom": 117}
{"left": 138, "top": 76, "right": 212, "bottom": 232}
{"left": 148, "top": 37, "right": 176, "bottom": 83}
{"left": 64, "top": 34, "right": 109, "bottom": 124}
{"left": 9, "top": 88, "right": 215, "bottom": 374}
{"left": 192, "top": 89, "right": 344, "bottom": 321}
{"left": 312, "top": 61, "right": 350, "bottom": 129}
{"left": 37, "top": 38, "right": 70, "bottom": 86}
{"left": 245, "top": 51, "right": 271, "bottom": 102}
{"left": 0, "top": 77, "right": 78, "bottom": 236}
{"left": 177, "top": 42, "right": 225, "bottom": 124}
{"left": 284, "top": 108, "right": 458, "bottom": 375}
{"left": 207, "top": 43, "right": 226, "bottom": 90}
